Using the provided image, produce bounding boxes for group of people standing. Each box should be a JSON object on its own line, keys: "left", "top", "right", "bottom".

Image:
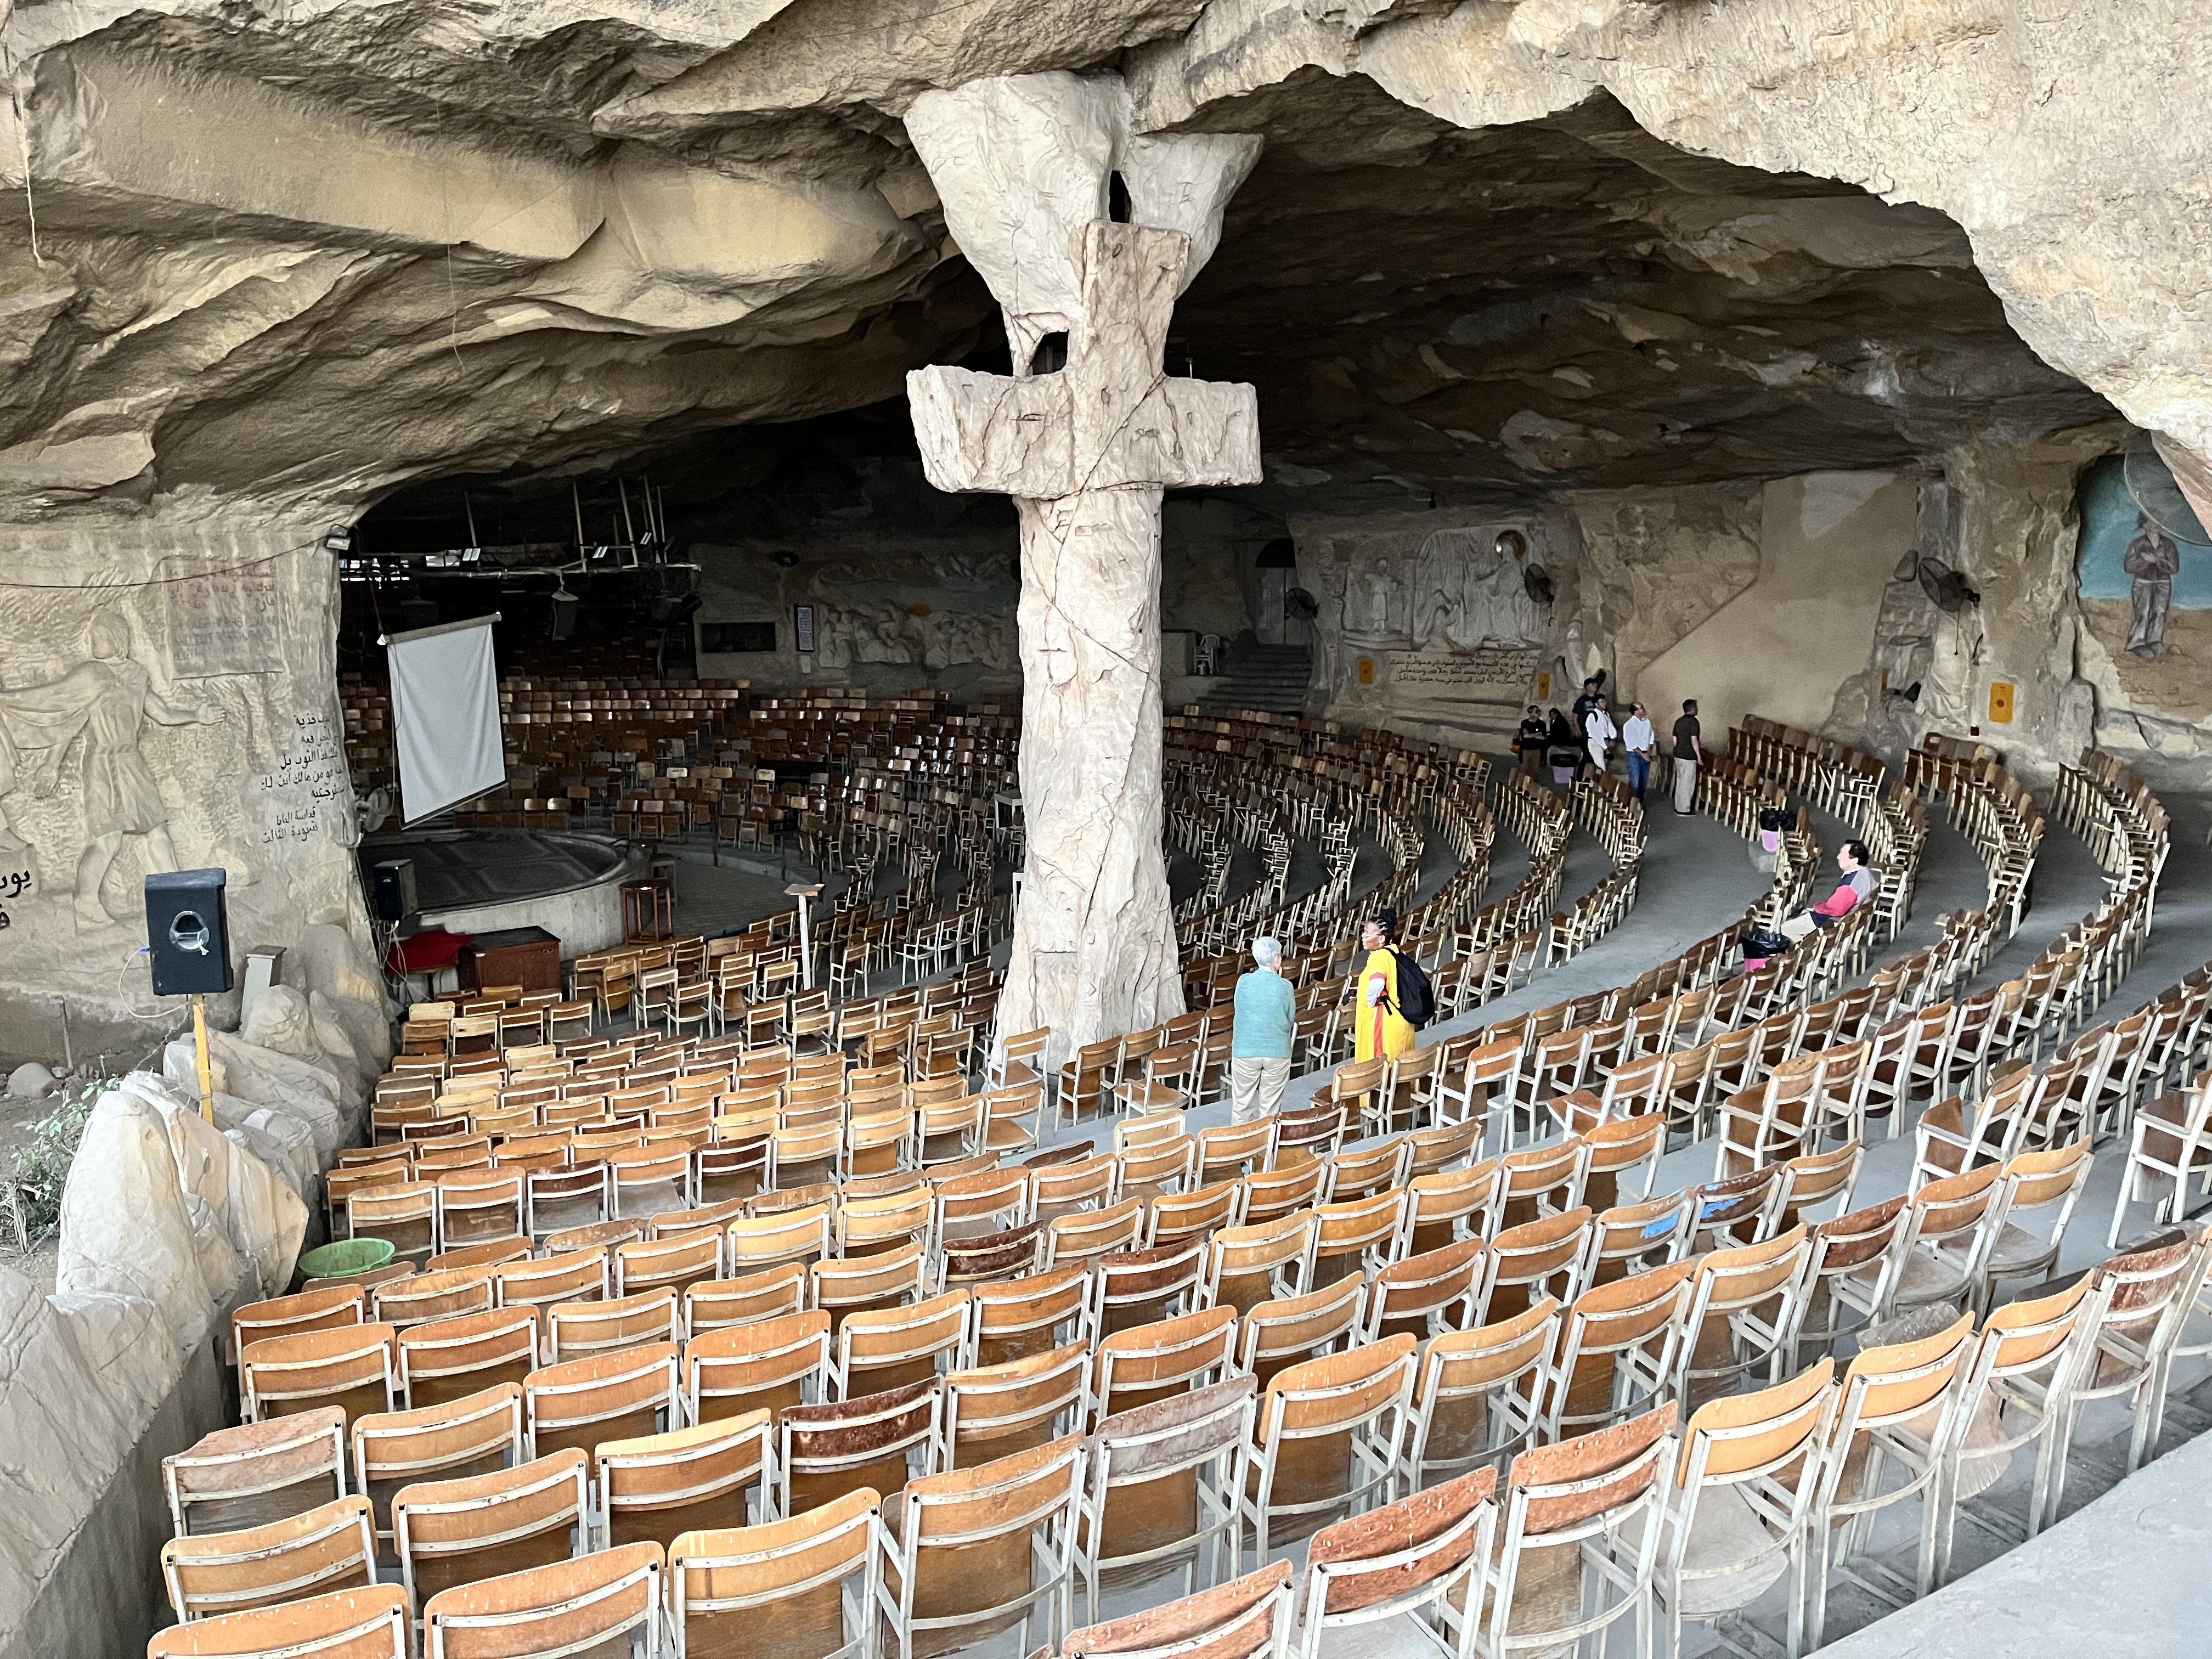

{"left": 1227, "top": 910, "right": 1422, "bottom": 1125}
{"left": 1516, "top": 675, "right": 1704, "bottom": 814}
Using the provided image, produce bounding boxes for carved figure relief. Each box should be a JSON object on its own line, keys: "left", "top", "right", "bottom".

{"left": 0, "top": 613, "right": 224, "bottom": 930}
{"left": 1408, "top": 527, "right": 1545, "bottom": 651}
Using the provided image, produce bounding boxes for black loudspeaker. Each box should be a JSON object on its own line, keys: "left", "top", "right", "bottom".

{"left": 145, "top": 868, "right": 233, "bottom": 996}
{"left": 373, "top": 858, "right": 418, "bottom": 924}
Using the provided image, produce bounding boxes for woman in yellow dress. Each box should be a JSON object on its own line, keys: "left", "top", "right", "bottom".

{"left": 1351, "top": 909, "right": 1418, "bottom": 1062}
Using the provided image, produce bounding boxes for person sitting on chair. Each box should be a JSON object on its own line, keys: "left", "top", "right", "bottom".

{"left": 1779, "top": 840, "right": 1876, "bottom": 945}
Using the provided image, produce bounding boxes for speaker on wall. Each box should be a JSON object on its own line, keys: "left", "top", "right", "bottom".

{"left": 373, "top": 858, "right": 419, "bottom": 926}
{"left": 144, "top": 868, "right": 234, "bottom": 996}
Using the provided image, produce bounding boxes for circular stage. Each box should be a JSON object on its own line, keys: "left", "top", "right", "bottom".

{"left": 359, "top": 830, "right": 645, "bottom": 960}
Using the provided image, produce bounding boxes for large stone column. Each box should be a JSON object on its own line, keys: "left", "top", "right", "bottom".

{"left": 904, "top": 73, "right": 1262, "bottom": 1058}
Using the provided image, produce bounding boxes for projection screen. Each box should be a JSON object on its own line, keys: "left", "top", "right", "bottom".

{"left": 386, "top": 614, "right": 505, "bottom": 826}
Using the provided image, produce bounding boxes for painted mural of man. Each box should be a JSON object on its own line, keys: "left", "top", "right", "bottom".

{"left": 0, "top": 614, "right": 224, "bottom": 928}
{"left": 2124, "top": 512, "right": 2182, "bottom": 658}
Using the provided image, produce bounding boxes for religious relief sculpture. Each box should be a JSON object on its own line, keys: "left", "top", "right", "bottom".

{"left": 2124, "top": 512, "right": 2182, "bottom": 658}
{"left": 1406, "top": 526, "right": 1547, "bottom": 652}
{"left": 0, "top": 614, "right": 225, "bottom": 929}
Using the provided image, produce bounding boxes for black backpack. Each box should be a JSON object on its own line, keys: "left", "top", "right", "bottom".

{"left": 1390, "top": 949, "right": 1436, "bottom": 1029}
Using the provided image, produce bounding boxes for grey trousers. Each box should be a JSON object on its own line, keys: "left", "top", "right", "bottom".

{"left": 1230, "top": 1056, "right": 1291, "bottom": 1124}
{"left": 1673, "top": 757, "right": 1699, "bottom": 813}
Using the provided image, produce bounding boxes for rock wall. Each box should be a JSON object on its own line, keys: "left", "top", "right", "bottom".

{"left": 0, "top": 517, "right": 388, "bottom": 1064}
{"left": 0, "top": 1042, "right": 369, "bottom": 1659}
{"left": 1633, "top": 472, "right": 1918, "bottom": 745}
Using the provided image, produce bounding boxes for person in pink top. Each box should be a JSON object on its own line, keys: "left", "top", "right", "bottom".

{"left": 1780, "top": 840, "right": 1876, "bottom": 944}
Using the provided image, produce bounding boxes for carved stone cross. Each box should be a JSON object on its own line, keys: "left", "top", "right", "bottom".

{"left": 904, "top": 72, "right": 1263, "bottom": 1060}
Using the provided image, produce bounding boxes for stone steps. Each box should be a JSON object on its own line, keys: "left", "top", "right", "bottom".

{"left": 1195, "top": 645, "right": 1311, "bottom": 715}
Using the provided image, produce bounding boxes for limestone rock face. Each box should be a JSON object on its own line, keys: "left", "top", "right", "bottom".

{"left": 1566, "top": 483, "right": 1765, "bottom": 698}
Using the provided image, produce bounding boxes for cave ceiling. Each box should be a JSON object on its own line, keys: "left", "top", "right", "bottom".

{"left": 0, "top": 0, "right": 2154, "bottom": 537}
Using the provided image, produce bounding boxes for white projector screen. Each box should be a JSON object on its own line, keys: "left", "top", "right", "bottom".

{"left": 387, "top": 615, "right": 505, "bottom": 826}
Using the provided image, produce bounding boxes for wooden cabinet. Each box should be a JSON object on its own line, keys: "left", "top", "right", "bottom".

{"left": 458, "top": 926, "right": 562, "bottom": 994}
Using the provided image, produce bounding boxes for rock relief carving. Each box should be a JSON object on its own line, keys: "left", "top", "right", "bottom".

{"left": 0, "top": 614, "right": 225, "bottom": 932}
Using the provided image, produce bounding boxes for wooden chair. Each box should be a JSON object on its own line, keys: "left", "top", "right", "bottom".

{"left": 1357, "top": 1238, "right": 1485, "bottom": 1345}
{"left": 1237, "top": 1276, "right": 1367, "bottom": 1391}
{"left": 1200, "top": 1211, "right": 1317, "bottom": 1315}
{"left": 1805, "top": 1311, "right": 1976, "bottom": 1649}
{"left": 350, "top": 1384, "right": 524, "bottom": 1550}
{"left": 1295, "top": 1466, "right": 1497, "bottom": 1659}
{"left": 1070, "top": 1375, "right": 1256, "bottom": 1626}
{"left": 940, "top": 1341, "right": 1090, "bottom": 1469}
{"left": 545, "top": 1287, "right": 681, "bottom": 1364}
{"left": 616, "top": 1227, "right": 725, "bottom": 1304}
{"left": 685, "top": 1264, "right": 809, "bottom": 1338}
{"left": 687, "top": 1308, "right": 830, "bottom": 1424}
{"left": 397, "top": 1308, "right": 541, "bottom": 1410}
{"left": 965, "top": 1263, "right": 1093, "bottom": 1369}
{"left": 1960, "top": 1135, "right": 2090, "bottom": 1312}
{"left": 2105, "top": 1079, "right": 2212, "bottom": 1247}
{"left": 1241, "top": 1156, "right": 1327, "bottom": 1228}
{"left": 1045, "top": 1198, "right": 1147, "bottom": 1270}
{"left": 241, "top": 1325, "right": 399, "bottom": 1430}
{"left": 433, "top": 1172, "right": 527, "bottom": 1252}
{"left": 144, "top": 1585, "right": 410, "bottom": 1658}
{"left": 160, "top": 1494, "right": 378, "bottom": 1622}
{"left": 727, "top": 1203, "right": 834, "bottom": 1279}
{"left": 1474, "top": 1208, "right": 1591, "bottom": 1325}
{"left": 1479, "top": 1403, "right": 1676, "bottom": 1659}
{"left": 231, "top": 1288, "right": 364, "bottom": 1380}
{"left": 1887, "top": 1167, "right": 2002, "bottom": 1320}
{"left": 392, "top": 1448, "right": 590, "bottom": 1611}
{"left": 779, "top": 1377, "right": 942, "bottom": 1517}
{"left": 1197, "top": 1119, "right": 1276, "bottom": 1186}
{"left": 940, "top": 1222, "right": 1047, "bottom": 1293}
{"left": 1238, "top": 1334, "right": 1417, "bottom": 1560}
{"left": 2049, "top": 1232, "right": 2210, "bottom": 1511}
{"left": 1934, "top": 1277, "right": 2095, "bottom": 1582}
{"left": 1676, "top": 1226, "right": 1814, "bottom": 1400}
{"left": 873, "top": 1434, "right": 1086, "bottom": 1659}
{"left": 1091, "top": 1306, "right": 1240, "bottom": 1424}
{"left": 1147, "top": 1179, "right": 1246, "bottom": 1250}
{"left": 523, "top": 1343, "right": 682, "bottom": 1461}
{"left": 811, "top": 1241, "right": 929, "bottom": 1333}
{"left": 831, "top": 1288, "right": 970, "bottom": 1399}
{"left": 668, "top": 1486, "right": 882, "bottom": 1659}
{"left": 492, "top": 1251, "right": 608, "bottom": 1346}
{"left": 596, "top": 1410, "right": 776, "bottom": 1549}
{"left": 1658, "top": 1361, "right": 1836, "bottom": 1659}
{"left": 1405, "top": 1300, "right": 1558, "bottom": 1489}
{"left": 1309, "top": 1188, "right": 1411, "bottom": 1287}
{"left": 164, "top": 1409, "right": 348, "bottom": 1539}
{"left": 1543, "top": 1262, "right": 1694, "bottom": 1441}
{"left": 1405, "top": 1160, "right": 1504, "bottom": 1256}
{"left": 420, "top": 1539, "right": 664, "bottom": 1657}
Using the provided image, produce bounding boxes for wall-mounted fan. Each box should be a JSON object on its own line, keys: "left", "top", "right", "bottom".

{"left": 1915, "top": 557, "right": 1978, "bottom": 612}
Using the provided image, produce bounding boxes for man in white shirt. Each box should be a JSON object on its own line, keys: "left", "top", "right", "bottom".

{"left": 1583, "top": 694, "right": 1617, "bottom": 776}
{"left": 1621, "top": 701, "right": 1656, "bottom": 802}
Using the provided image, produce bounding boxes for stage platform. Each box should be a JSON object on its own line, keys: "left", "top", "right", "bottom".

{"left": 360, "top": 830, "right": 644, "bottom": 962}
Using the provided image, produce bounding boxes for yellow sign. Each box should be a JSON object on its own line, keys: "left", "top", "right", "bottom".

{"left": 1356, "top": 657, "right": 1375, "bottom": 686}
{"left": 1536, "top": 671, "right": 1551, "bottom": 701}
{"left": 1988, "top": 681, "right": 2016, "bottom": 724}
